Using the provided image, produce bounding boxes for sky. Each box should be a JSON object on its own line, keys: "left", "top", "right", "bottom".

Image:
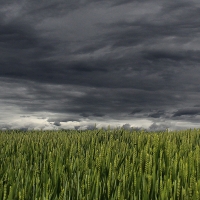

{"left": 1, "top": 0, "right": 200, "bottom": 131}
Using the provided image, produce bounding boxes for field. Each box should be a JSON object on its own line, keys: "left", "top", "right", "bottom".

{"left": 1, "top": 128, "right": 200, "bottom": 200}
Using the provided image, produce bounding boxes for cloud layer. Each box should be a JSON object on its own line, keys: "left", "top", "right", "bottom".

{"left": 1, "top": 0, "right": 200, "bottom": 131}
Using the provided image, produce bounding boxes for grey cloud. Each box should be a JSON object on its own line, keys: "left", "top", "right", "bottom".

{"left": 72, "top": 41, "right": 107, "bottom": 55}
{"left": 0, "top": 21, "right": 37, "bottom": 49}
{"left": 194, "top": 105, "right": 200, "bottom": 107}
{"left": 74, "top": 126, "right": 80, "bottom": 130}
{"left": 1, "top": 0, "right": 200, "bottom": 130}
{"left": 142, "top": 50, "right": 200, "bottom": 63}
{"left": 148, "top": 122, "right": 170, "bottom": 132}
{"left": 121, "top": 123, "right": 132, "bottom": 130}
{"left": 53, "top": 121, "right": 61, "bottom": 126}
{"left": 0, "top": 124, "right": 12, "bottom": 130}
{"left": 86, "top": 124, "right": 98, "bottom": 130}
{"left": 116, "top": 124, "right": 142, "bottom": 131}
{"left": 80, "top": 113, "right": 90, "bottom": 118}
{"left": 12, "top": 0, "right": 88, "bottom": 20}
{"left": 0, "top": 0, "right": 198, "bottom": 92}
{"left": 0, "top": 18, "right": 54, "bottom": 56}
{"left": 0, "top": 77, "right": 189, "bottom": 123}
{"left": 173, "top": 108, "right": 200, "bottom": 117}
{"left": 69, "top": 62, "right": 108, "bottom": 73}
{"left": 0, "top": 20, "right": 56, "bottom": 81}
{"left": 148, "top": 110, "right": 165, "bottom": 118}
{"left": 112, "top": 0, "right": 143, "bottom": 6}
{"left": 80, "top": 113, "right": 105, "bottom": 118}
{"left": 91, "top": 113, "right": 105, "bottom": 117}
{"left": 130, "top": 108, "right": 143, "bottom": 114}
{"left": 142, "top": 50, "right": 184, "bottom": 62}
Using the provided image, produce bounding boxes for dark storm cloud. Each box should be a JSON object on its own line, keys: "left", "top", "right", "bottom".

{"left": 1, "top": 0, "right": 199, "bottom": 89}
{"left": 53, "top": 121, "right": 61, "bottom": 126}
{"left": 80, "top": 113, "right": 105, "bottom": 118}
{"left": 0, "top": 77, "right": 179, "bottom": 122}
{"left": 130, "top": 108, "right": 143, "bottom": 114}
{"left": 0, "top": 21, "right": 37, "bottom": 49}
{"left": 173, "top": 108, "right": 200, "bottom": 117}
{"left": 142, "top": 50, "right": 184, "bottom": 62}
{"left": 148, "top": 110, "right": 165, "bottom": 118}
{"left": 0, "top": 19, "right": 56, "bottom": 82}
{"left": 1, "top": 0, "right": 200, "bottom": 130}
{"left": 142, "top": 50, "right": 200, "bottom": 63}
{"left": 112, "top": 0, "right": 143, "bottom": 6}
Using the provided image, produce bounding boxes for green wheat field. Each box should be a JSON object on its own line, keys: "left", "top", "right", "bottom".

{"left": 1, "top": 128, "right": 200, "bottom": 200}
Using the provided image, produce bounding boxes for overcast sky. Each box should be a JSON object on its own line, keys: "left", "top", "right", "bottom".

{"left": 1, "top": 0, "right": 200, "bottom": 131}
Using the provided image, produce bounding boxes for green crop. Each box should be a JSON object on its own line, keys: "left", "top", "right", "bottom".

{"left": 0, "top": 128, "right": 200, "bottom": 199}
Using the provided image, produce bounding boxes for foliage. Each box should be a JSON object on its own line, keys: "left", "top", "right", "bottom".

{"left": 0, "top": 128, "right": 200, "bottom": 199}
